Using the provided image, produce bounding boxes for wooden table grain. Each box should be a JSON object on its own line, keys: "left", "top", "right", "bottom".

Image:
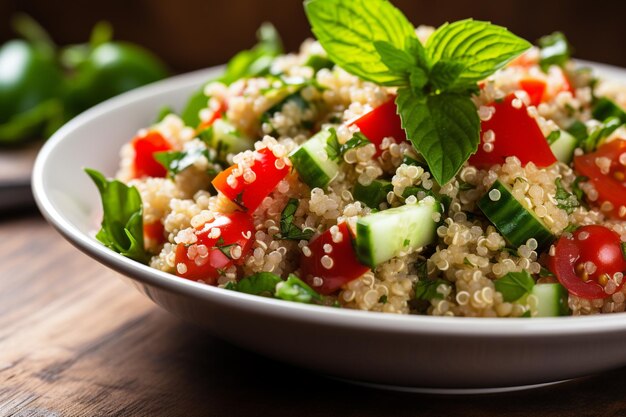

{"left": 1, "top": 212, "right": 626, "bottom": 417}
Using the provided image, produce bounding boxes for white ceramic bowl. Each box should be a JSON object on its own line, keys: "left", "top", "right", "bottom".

{"left": 32, "top": 62, "right": 626, "bottom": 392}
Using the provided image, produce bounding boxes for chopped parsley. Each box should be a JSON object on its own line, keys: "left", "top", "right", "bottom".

{"left": 276, "top": 198, "right": 315, "bottom": 241}
{"left": 554, "top": 178, "right": 580, "bottom": 214}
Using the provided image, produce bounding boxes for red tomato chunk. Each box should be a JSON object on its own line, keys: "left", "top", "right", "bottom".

{"left": 175, "top": 212, "right": 255, "bottom": 284}
{"left": 469, "top": 94, "right": 557, "bottom": 168}
{"left": 350, "top": 98, "right": 407, "bottom": 156}
{"left": 132, "top": 131, "right": 172, "bottom": 178}
{"left": 300, "top": 222, "right": 370, "bottom": 295}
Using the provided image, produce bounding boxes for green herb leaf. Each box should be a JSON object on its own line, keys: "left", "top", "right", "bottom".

{"left": 539, "top": 266, "right": 555, "bottom": 278}
{"left": 155, "top": 106, "right": 174, "bottom": 123}
{"left": 154, "top": 147, "right": 212, "bottom": 177}
{"left": 554, "top": 178, "right": 580, "bottom": 214}
{"left": 538, "top": 32, "right": 571, "bottom": 72}
{"left": 494, "top": 270, "right": 535, "bottom": 302}
{"left": 305, "top": 0, "right": 417, "bottom": 85}
{"left": 275, "top": 274, "right": 322, "bottom": 303}
{"left": 396, "top": 87, "right": 480, "bottom": 185}
{"left": 85, "top": 169, "right": 149, "bottom": 263}
{"left": 276, "top": 198, "right": 315, "bottom": 241}
{"left": 426, "top": 19, "right": 532, "bottom": 88}
{"left": 374, "top": 40, "right": 414, "bottom": 82}
{"left": 326, "top": 129, "right": 371, "bottom": 161}
{"left": 582, "top": 116, "right": 622, "bottom": 152}
{"left": 232, "top": 272, "right": 282, "bottom": 296}
{"left": 428, "top": 60, "right": 466, "bottom": 91}
{"left": 181, "top": 23, "right": 283, "bottom": 127}
{"left": 415, "top": 279, "right": 448, "bottom": 301}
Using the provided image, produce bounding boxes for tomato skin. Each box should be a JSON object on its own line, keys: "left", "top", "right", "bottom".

{"left": 519, "top": 78, "right": 547, "bottom": 107}
{"left": 212, "top": 147, "right": 290, "bottom": 212}
{"left": 300, "top": 222, "right": 370, "bottom": 295}
{"left": 197, "top": 100, "right": 226, "bottom": 131}
{"left": 548, "top": 225, "right": 626, "bottom": 299}
{"left": 469, "top": 94, "right": 557, "bottom": 168}
{"left": 144, "top": 220, "right": 165, "bottom": 245}
{"left": 574, "top": 139, "right": 626, "bottom": 219}
{"left": 174, "top": 212, "right": 255, "bottom": 284}
{"left": 350, "top": 98, "right": 407, "bottom": 156}
{"left": 132, "top": 131, "right": 172, "bottom": 178}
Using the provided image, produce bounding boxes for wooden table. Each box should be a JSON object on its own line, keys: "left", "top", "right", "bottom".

{"left": 1, "top": 213, "right": 626, "bottom": 416}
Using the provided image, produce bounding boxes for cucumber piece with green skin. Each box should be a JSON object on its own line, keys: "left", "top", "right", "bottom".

{"left": 477, "top": 180, "right": 554, "bottom": 250}
{"left": 592, "top": 97, "right": 626, "bottom": 123}
{"left": 289, "top": 129, "right": 339, "bottom": 189}
{"left": 353, "top": 179, "right": 392, "bottom": 209}
{"left": 549, "top": 129, "right": 577, "bottom": 163}
{"left": 205, "top": 119, "right": 253, "bottom": 155}
{"left": 531, "top": 283, "right": 569, "bottom": 317}
{"left": 356, "top": 197, "right": 440, "bottom": 267}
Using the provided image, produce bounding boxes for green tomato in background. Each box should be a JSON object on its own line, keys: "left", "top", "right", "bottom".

{"left": 68, "top": 42, "right": 168, "bottom": 112}
{"left": 0, "top": 40, "right": 63, "bottom": 124}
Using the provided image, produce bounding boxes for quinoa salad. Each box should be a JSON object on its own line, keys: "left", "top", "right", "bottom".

{"left": 88, "top": 0, "right": 626, "bottom": 317}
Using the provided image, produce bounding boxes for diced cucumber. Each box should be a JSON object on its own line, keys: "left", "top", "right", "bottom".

{"left": 353, "top": 179, "right": 392, "bottom": 209}
{"left": 531, "top": 283, "right": 569, "bottom": 317}
{"left": 289, "top": 129, "right": 339, "bottom": 188}
{"left": 549, "top": 129, "right": 577, "bottom": 163}
{"left": 592, "top": 97, "right": 626, "bottom": 123}
{"left": 202, "top": 119, "right": 252, "bottom": 156}
{"left": 478, "top": 180, "right": 554, "bottom": 250}
{"left": 356, "top": 198, "right": 439, "bottom": 267}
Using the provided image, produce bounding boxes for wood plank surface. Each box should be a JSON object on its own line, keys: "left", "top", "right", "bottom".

{"left": 1, "top": 213, "right": 626, "bottom": 417}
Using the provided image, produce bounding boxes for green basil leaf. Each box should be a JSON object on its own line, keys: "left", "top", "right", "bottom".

{"left": 426, "top": 19, "right": 531, "bottom": 87}
{"left": 304, "top": 0, "right": 417, "bottom": 85}
{"left": 275, "top": 274, "right": 322, "bottom": 304}
{"left": 396, "top": 88, "right": 480, "bottom": 185}
{"left": 233, "top": 272, "right": 282, "bottom": 296}
{"left": 538, "top": 32, "right": 571, "bottom": 72}
{"left": 85, "top": 168, "right": 149, "bottom": 263}
{"left": 494, "top": 270, "right": 535, "bottom": 302}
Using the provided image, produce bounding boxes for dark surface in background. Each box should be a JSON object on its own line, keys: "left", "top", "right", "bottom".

{"left": 1, "top": 0, "right": 626, "bottom": 73}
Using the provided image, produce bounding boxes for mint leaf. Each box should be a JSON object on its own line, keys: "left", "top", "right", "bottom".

{"left": 428, "top": 60, "right": 466, "bottom": 91}
{"left": 374, "top": 41, "right": 414, "bottom": 72}
{"left": 305, "top": 0, "right": 417, "bottom": 86}
{"left": 538, "top": 32, "right": 571, "bottom": 72}
{"left": 426, "top": 19, "right": 531, "bottom": 88}
{"left": 494, "top": 270, "right": 535, "bottom": 302}
{"left": 85, "top": 168, "right": 149, "bottom": 263}
{"left": 396, "top": 88, "right": 480, "bottom": 185}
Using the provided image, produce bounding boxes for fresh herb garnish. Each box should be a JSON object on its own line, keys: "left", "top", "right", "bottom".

{"left": 538, "top": 32, "right": 571, "bottom": 72}
{"left": 276, "top": 198, "right": 315, "bottom": 241}
{"left": 326, "top": 129, "right": 370, "bottom": 161}
{"left": 305, "top": 0, "right": 531, "bottom": 185}
{"left": 572, "top": 175, "right": 588, "bottom": 202}
{"left": 275, "top": 274, "right": 323, "bottom": 304}
{"left": 494, "top": 270, "right": 535, "bottom": 302}
{"left": 85, "top": 169, "right": 149, "bottom": 263}
{"left": 181, "top": 23, "right": 283, "bottom": 127}
{"left": 554, "top": 178, "right": 580, "bottom": 214}
{"left": 539, "top": 266, "right": 555, "bottom": 278}
{"left": 458, "top": 180, "right": 476, "bottom": 191}
{"left": 582, "top": 116, "right": 621, "bottom": 152}
{"left": 154, "top": 147, "right": 215, "bottom": 177}
{"left": 233, "top": 191, "right": 247, "bottom": 211}
{"left": 378, "top": 295, "right": 388, "bottom": 304}
{"left": 215, "top": 237, "right": 238, "bottom": 260}
{"left": 621, "top": 242, "right": 626, "bottom": 262}
{"left": 567, "top": 120, "right": 588, "bottom": 143}
{"left": 415, "top": 278, "right": 448, "bottom": 301}
{"left": 155, "top": 106, "right": 174, "bottom": 123}
{"left": 229, "top": 272, "right": 282, "bottom": 296}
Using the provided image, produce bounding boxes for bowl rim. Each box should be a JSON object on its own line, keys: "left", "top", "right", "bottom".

{"left": 32, "top": 60, "right": 626, "bottom": 339}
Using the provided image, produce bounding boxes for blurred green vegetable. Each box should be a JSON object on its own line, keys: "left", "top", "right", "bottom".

{"left": 0, "top": 15, "right": 168, "bottom": 145}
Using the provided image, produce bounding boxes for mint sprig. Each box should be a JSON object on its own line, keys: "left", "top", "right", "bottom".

{"left": 305, "top": 0, "right": 531, "bottom": 184}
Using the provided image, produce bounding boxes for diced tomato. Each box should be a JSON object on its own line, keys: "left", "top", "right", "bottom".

{"left": 132, "top": 131, "right": 172, "bottom": 178}
{"left": 212, "top": 147, "right": 290, "bottom": 213}
{"left": 350, "top": 98, "right": 407, "bottom": 156}
{"left": 548, "top": 225, "right": 626, "bottom": 299}
{"left": 174, "top": 212, "right": 255, "bottom": 284}
{"left": 574, "top": 139, "right": 626, "bottom": 219}
{"left": 519, "top": 78, "right": 547, "bottom": 107}
{"left": 197, "top": 100, "right": 226, "bottom": 131}
{"left": 300, "top": 222, "right": 370, "bottom": 295}
{"left": 468, "top": 93, "right": 557, "bottom": 168}
{"left": 144, "top": 220, "right": 165, "bottom": 245}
